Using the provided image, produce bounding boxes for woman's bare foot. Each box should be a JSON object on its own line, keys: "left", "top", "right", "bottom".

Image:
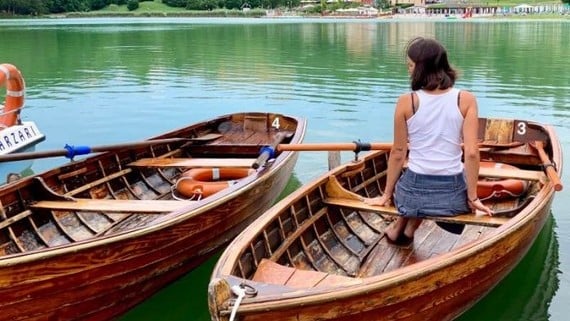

{"left": 385, "top": 217, "right": 408, "bottom": 241}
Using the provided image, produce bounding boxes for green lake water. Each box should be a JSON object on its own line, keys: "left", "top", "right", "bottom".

{"left": 0, "top": 17, "right": 569, "bottom": 320}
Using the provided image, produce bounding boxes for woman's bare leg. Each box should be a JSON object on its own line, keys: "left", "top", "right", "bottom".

{"left": 403, "top": 218, "right": 422, "bottom": 238}
{"left": 385, "top": 217, "right": 409, "bottom": 241}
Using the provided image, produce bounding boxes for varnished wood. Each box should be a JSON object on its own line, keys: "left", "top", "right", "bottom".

{"left": 531, "top": 140, "right": 563, "bottom": 191}
{"left": 31, "top": 199, "right": 192, "bottom": 213}
{"left": 323, "top": 197, "right": 509, "bottom": 227}
{"left": 128, "top": 158, "right": 256, "bottom": 168}
{"left": 484, "top": 119, "right": 514, "bottom": 144}
{"left": 252, "top": 259, "right": 362, "bottom": 288}
{"left": 0, "top": 112, "right": 306, "bottom": 321}
{"left": 323, "top": 176, "right": 509, "bottom": 226}
{"left": 477, "top": 165, "right": 545, "bottom": 181}
{"left": 208, "top": 117, "right": 561, "bottom": 321}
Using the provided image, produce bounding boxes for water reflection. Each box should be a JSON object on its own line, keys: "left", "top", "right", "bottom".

{"left": 0, "top": 19, "right": 567, "bottom": 320}
{"left": 2, "top": 20, "right": 568, "bottom": 120}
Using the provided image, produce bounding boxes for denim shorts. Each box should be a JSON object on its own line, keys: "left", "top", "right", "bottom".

{"left": 394, "top": 169, "right": 470, "bottom": 218}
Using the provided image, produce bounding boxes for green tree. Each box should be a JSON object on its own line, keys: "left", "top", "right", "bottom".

{"left": 46, "top": 0, "right": 90, "bottom": 12}
{"left": 126, "top": 0, "right": 138, "bottom": 9}
{"left": 187, "top": 0, "right": 217, "bottom": 9}
{"left": 0, "top": 0, "right": 47, "bottom": 14}
{"left": 90, "top": 0, "right": 108, "bottom": 10}
{"left": 163, "top": 0, "right": 186, "bottom": 7}
{"left": 224, "top": 0, "right": 241, "bottom": 9}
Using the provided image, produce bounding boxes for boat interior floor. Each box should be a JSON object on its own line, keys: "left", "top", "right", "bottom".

{"left": 356, "top": 220, "right": 496, "bottom": 278}
{"left": 251, "top": 191, "right": 528, "bottom": 286}
{"left": 252, "top": 220, "right": 499, "bottom": 287}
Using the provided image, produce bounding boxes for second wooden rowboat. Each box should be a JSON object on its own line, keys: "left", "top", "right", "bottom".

{"left": 208, "top": 117, "right": 562, "bottom": 321}
{"left": 0, "top": 112, "right": 306, "bottom": 320}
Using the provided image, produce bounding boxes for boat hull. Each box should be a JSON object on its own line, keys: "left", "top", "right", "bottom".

{"left": 208, "top": 117, "right": 561, "bottom": 321}
{"left": 219, "top": 198, "right": 551, "bottom": 321}
{"left": 0, "top": 112, "right": 305, "bottom": 320}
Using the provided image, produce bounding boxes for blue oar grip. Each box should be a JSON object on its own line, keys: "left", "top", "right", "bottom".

{"left": 259, "top": 146, "right": 276, "bottom": 159}
{"left": 64, "top": 144, "right": 92, "bottom": 160}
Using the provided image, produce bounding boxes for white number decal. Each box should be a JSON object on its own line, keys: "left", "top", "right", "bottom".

{"left": 517, "top": 122, "right": 527, "bottom": 136}
{"left": 272, "top": 117, "right": 281, "bottom": 129}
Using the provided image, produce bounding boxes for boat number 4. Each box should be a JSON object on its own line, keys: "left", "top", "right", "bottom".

{"left": 517, "top": 121, "right": 527, "bottom": 135}
{"left": 272, "top": 117, "right": 280, "bottom": 129}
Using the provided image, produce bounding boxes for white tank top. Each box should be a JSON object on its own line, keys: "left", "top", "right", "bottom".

{"left": 407, "top": 88, "right": 464, "bottom": 175}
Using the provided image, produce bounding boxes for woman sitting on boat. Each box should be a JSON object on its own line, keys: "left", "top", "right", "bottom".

{"left": 365, "top": 36, "right": 493, "bottom": 246}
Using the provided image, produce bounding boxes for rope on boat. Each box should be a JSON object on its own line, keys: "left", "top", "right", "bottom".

{"left": 229, "top": 283, "right": 258, "bottom": 321}
{"left": 229, "top": 285, "right": 246, "bottom": 321}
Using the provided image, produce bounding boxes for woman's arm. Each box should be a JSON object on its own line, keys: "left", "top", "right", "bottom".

{"left": 365, "top": 94, "right": 409, "bottom": 206}
{"left": 461, "top": 91, "right": 494, "bottom": 215}
{"left": 384, "top": 95, "right": 409, "bottom": 196}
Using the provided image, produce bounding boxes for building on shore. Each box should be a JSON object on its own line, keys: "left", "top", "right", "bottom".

{"left": 391, "top": 0, "right": 570, "bottom": 16}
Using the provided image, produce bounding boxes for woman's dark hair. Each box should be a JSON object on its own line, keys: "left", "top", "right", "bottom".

{"left": 406, "top": 37, "right": 457, "bottom": 91}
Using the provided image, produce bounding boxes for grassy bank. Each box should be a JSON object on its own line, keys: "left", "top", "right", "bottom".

{"left": 62, "top": 0, "right": 266, "bottom": 18}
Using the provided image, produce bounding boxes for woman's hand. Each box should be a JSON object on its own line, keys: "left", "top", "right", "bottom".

{"left": 469, "top": 198, "right": 494, "bottom": 216}
{"left": 363, "top": 194, "right": 391, "bottom": 207}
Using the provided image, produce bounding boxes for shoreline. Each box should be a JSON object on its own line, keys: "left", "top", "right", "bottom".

{"left": 1, "top": 11, "right": 569, "bottom": 21}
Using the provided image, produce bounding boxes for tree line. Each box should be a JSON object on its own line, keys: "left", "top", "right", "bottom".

{"left": 0, "top": 0, "right": 305, "bottom": 15}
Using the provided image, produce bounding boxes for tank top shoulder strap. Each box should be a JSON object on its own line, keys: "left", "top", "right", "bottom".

{"left": 410, "top": 91, "right": 418, "bottom": 115}
{"left": 457, "top": 89, "right": 462, "bottom": 107}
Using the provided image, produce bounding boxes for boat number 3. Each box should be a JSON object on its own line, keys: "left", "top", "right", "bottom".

{"left": 272, "top": 117, "right": 280, "bottom": 129}
{"left": 517, "top": 121, "right": 527, "bottom": 135}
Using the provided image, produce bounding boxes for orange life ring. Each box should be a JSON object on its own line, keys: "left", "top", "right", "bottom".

{"left": 0, "top": 64, "right": 25, "bottom": 128}
{"left": 176, "top": 167, "right": 254, "bottom": 198}
{"left": 477, "top": 161, "right": 529, "bottom": 200}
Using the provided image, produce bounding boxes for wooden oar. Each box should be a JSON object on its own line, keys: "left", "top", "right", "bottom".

{"left": 276, "top": 140, "right": 524, "bottom": 152}
{"left": 531, "top": 141, "right": 563, "bottom": 191}
{"left": 277, "top": 142, "right": 392, "bottom": 152}
{"left": 0, "top": 135, "right": 220, "bottom": 163}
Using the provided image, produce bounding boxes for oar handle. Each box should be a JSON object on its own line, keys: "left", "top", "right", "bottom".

{"left": 533, "top": 141, "right": 563, "bottom": 191}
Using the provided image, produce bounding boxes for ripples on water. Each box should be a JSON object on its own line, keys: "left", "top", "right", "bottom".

{"left": 1, "top": 18, "right": 569, "bottom": 320}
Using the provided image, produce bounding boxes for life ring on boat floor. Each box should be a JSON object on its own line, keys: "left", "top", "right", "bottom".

{"left": 176, "top": 167, "right": 254, "bottom": 198}
{"left": 0, "top": 64, "right": 25, "bottom": 128}
{"left": 477, "top": 161, "right": 529, "bottom": 201}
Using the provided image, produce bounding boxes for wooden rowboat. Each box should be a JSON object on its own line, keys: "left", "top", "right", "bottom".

{"left": 208, "top": 117, "right": 562, "bottom": 321}
{"left": 0, "top": 112, "right": 306, "bottom": 320}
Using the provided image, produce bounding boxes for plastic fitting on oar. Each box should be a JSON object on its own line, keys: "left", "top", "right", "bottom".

{"left": 252, "top": 146, "right": 276, "bottom": 169}
{"left": 258, "top": 146, "right": 276, "bottom": 159}
{"left": 352, "top": 140, "right": 371, "bottom": 161}
{"left": 64, "top": 144, "right": 92, "bottom": 160}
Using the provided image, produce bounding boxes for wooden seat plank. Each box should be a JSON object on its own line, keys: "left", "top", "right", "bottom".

{"left": 323, "top": 198, "right": 509, "bottom": 227}
{"left": 478, "top": 166, "right": 545, "bottom": 181}
{"left": 128, "top": 158, "right": 256, "bottom": 168}
{"left": 31, "top": 199, "right": 193, "bottom": 213}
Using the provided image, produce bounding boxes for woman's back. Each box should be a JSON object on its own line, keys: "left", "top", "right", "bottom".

{"left": 407, "top": 88, "right": 464, "bottom": 175}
